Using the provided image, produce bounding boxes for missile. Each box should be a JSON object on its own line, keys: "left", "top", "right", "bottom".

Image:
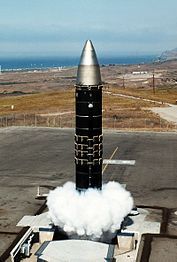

{"left": 75, "top": 40, "right": 103, "bottom": 191}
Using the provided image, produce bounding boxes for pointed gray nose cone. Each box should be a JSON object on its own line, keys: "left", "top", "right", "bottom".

{"left": 76, "top": 40, "right": 102, "bottom": 86}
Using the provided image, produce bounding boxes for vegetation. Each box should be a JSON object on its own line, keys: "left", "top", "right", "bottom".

{"left": 0, "top": 87, "right": 175, "bottom": 130}
{"left": 107, "top": 85, "right": 177, "bottom": 104}
{"left": 0, "top": 90, "right": 74, "bottom": 115}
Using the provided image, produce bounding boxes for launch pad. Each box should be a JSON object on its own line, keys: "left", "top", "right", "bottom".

{"left": 8, "top": 206, "right": 161, "bottom": 261}
{"left": 1, "top": 128, "right": 177, "bottom": 261}
{"left": 1, "top": 40, "right": 177, "bottom": 261}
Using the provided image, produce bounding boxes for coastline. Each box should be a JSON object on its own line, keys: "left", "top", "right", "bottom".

{"left": 0, "top": 55, "right": 156, "bottom": 72}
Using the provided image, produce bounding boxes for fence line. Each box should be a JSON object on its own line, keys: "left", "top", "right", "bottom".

{"left": 0, "top": 113, "right": 176, "bottom": 131}
{"left": 0, "top": 113, "right": 74, "bottom": 128}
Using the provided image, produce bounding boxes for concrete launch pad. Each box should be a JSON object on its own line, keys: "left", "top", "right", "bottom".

{"left": 35, "top": 240, "right": 114, "bottom": 261}
{"left": 15, "top": 207, "right": 161, "bottom": 261}
{"left": 0, "top": 127, "right": 177, "bottom": 261}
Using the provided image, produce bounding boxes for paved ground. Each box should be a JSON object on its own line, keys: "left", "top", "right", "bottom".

{"left": 152, "top": 104, "right": 177, "bottom": 125}
{"left": 0, "top": 127, "right": 177, "bottom": 258}
{"left": 149, "top": 237, "right": 177, "bottom": 262}
{"left": 109, "top": 91, "right": 177, "bottom": 127}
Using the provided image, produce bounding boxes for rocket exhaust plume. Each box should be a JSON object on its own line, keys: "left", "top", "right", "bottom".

{"left": 47, "top": 181, "right": 133, "bottom": 238}
{"left": 47, "top": 40, "right": 134, "bottom": 238}
{"left": 75, "top": 40, "right": 103, "bottom": 191}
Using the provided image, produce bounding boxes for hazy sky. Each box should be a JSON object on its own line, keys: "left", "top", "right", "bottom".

{"left": 1, "top": 0, "right": 177, "bottom": 57}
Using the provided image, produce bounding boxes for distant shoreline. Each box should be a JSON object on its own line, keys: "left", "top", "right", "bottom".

{"left": 0, "top": 55, "right": 157, "bottom": 72}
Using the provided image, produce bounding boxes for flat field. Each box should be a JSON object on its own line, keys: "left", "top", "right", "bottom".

{"left": 0, "top": 60, "right": 177, "bottom": 131}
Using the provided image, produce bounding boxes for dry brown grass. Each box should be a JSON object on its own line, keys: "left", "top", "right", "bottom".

{"left": 0, "top": 87, "right": 175, "bottom": 130}
{"left": 0, "top": 89, "right": 74, "bottom": 115}
{"left": 102, "top": 91, "right": 174, "bottom": 130}
{"left": 107, "top": 85, "right": 177, "bottom": 104}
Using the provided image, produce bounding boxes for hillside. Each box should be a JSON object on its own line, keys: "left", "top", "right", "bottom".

{"left": 159, "top": 48, "right": 177, "bottom": 61}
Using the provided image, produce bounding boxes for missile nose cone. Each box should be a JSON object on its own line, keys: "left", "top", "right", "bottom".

{"left": 76, "top": 40, "right": 102, "bottom": 86}
{"left": 79, "top": 40, "right": 99, "bottom": 66}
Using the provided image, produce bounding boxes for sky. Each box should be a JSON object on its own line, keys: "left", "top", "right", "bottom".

{"left": 0, "top": 0, "right": 177, "bottom": 57}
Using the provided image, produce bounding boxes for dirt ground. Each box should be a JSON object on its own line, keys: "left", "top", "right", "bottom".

{"left": 0, "top": 60, "right": 177, "bottom": 132}
{"left": 1, "top": 59, "right": 177, "bottom": 95}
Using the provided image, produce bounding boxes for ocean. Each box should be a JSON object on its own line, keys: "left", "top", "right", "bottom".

{"left": 0, "top": 55, "right": 156, "bottom": 71}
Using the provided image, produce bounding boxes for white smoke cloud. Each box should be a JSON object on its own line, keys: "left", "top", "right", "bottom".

{"left": 47, "top": 181, "right": 133, "bottom": 238}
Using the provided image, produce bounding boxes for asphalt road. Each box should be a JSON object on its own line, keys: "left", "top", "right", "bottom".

{"left": 0, "top": 127, "right": 177, "bottom": 255}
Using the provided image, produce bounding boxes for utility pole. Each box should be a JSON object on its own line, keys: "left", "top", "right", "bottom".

{"left": 152, "top": 70, "right": 155, "bottom": 94}
{"left": 122, "top": 76, "right": 125, "bottom": 89}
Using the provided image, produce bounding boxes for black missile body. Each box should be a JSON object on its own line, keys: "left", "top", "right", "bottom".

{"left": 75, "top": 40, "right": 103, "bottom": 191}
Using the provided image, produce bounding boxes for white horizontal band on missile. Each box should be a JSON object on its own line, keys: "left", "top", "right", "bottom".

{"left": 75, "top": 150, "right": 88, "bottom": 153}
{"left": 75, "top": 84, "right": 103, "bottom": 88}
{"left": 103, "top": 159, "right": 136, "bottom": 165}
{"left": 76, "top": 115, "right": 102, "bottom": 118}
{"left": 75, "top": 134, "right": 103, "bottom": 139}
{"left": 75, "top": 157, "right": 102, "bottom": 165}
{"left": 76, "top": 127, "right": 102, "bottom": 131}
